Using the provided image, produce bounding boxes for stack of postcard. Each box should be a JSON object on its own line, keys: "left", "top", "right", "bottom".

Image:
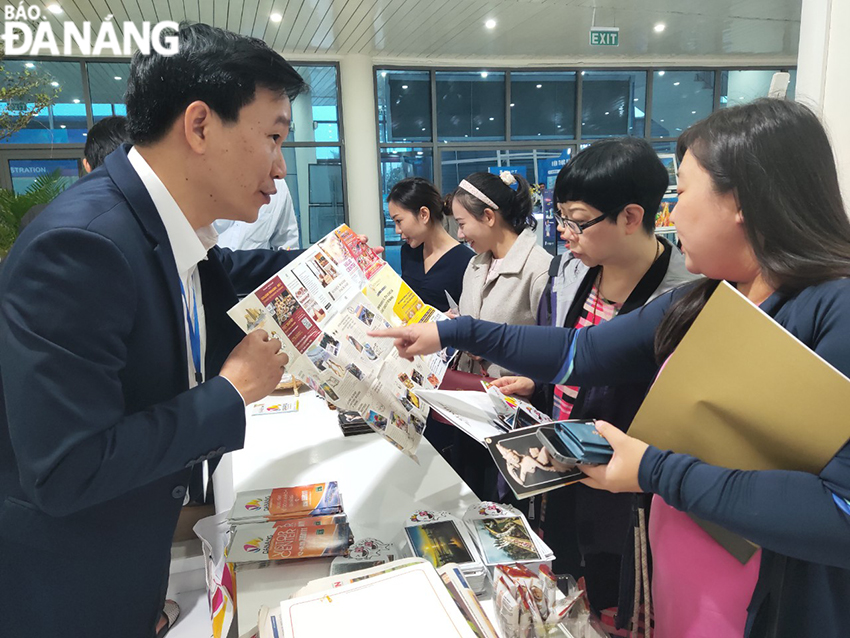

{"left": 337, "top": 410, "right": 373, "bottom": 437}
{"left": 227, "top": 482, "right": 343, "bottom": 525}
{"left": 402, "top": 510, "right": 488, "bottom": 594}
{"left": 461, "top": 502, "right": 554, "bottom": 571}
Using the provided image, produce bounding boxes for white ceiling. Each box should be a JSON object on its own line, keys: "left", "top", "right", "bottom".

{"left": 37, "top": 0, "right": 801, "bottom": 64}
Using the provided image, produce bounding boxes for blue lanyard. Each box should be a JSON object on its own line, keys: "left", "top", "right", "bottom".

{"left": 179, "top": 277, "right": 203, "bottom": 385}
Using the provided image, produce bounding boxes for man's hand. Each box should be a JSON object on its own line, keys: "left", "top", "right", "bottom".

{"left": 220, "top": 330, "right": 289, "bottom": 404}
{"left": 368, "top": 323, "right": 441, "bottom": 360}
{"left": 491, "top": 376, "right": 536, "bottom": 398}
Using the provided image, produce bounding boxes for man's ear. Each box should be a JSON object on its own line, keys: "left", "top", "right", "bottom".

{"left": 183, "top": 100, "right": 215, "bottom": 154}
{"left": 82, "top": 158, "right": 91, "bottom": 174}
{"left": 621, "top": 204, "right": 646, "bottom": 235}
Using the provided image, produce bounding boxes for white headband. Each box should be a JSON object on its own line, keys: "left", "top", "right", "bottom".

{"left": 458, "top": 179, "right": 499, "bottom": 210}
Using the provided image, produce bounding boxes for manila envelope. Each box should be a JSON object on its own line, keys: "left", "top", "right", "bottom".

{"left": 629, "top": 281, "right": 850, "bottom": 560}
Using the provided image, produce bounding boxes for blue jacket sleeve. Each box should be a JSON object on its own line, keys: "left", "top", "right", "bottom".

{"left": 639, "top": 285, "right": 850, "bottom": 569}
{"left": 0, "top": 229, "right": 246, "bottom": 517}
{"left": 215, "top": 246, "right": 303, "bottom": 296}
{"left": 437, "top": 290, "right": 675, "bottom": 386}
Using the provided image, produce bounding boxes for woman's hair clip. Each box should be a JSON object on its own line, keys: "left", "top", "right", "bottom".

{"left": 499, "top": 170, "right": 519, "bottom": 191}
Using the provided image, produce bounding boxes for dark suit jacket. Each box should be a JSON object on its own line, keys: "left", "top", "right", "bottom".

{"left": 0, "top": 146, "right": 295, "bottom": 637}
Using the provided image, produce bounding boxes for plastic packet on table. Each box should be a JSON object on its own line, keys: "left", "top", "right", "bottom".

{"left": 194, "top": 512, "right": 238, "bottom": 638}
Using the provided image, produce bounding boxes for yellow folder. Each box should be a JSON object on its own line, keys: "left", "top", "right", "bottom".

{"left": 629, "top": 281, "right": 850, "bottom": 475}
{"left": 628, "top": 281, "right": 850, "bottom": 561}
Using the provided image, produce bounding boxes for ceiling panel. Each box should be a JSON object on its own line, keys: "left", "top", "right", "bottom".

{"left": 40, "top": 0, "right": 800, "bottom": 62}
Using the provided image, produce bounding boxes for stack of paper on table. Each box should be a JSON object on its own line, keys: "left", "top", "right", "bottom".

{"left": 228, "top": 483, "right": 343, "bottom": 525}
{"left": 628, "top": 281, "right": 850, "bottom": 559}
{"left": 258, "top": 559, "right": 497, "bottom": 638}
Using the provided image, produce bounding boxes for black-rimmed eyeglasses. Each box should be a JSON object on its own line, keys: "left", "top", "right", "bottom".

{"left": 553, "top": 210, "right": 610, "bottom": 235}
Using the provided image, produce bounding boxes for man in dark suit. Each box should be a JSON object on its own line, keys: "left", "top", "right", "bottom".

{"left": 0, "top": 24, "right": 308, "bottom": 637}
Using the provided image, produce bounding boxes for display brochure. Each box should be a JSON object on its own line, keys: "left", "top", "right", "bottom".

{"left": 461, "top": 502, "right": 553, "bottom": 568}
{"left": 484, "top": 426, "right": 584, "bottom": 499}
{"left": 270, "top": 559, "right": 482, "bottom": 638}
{"left": 271, "top": 514, "right": 347, "bottom": 529}
{"left": 226, "top": 521, "right": 353, "bottom": 565}
{"left": 403, "top": 510, "right": 488, "bottom": 594}
{"left": 228, "top": 483, "right": 343, "bottom": 524}
{"left": 252, "top": 398, "right": 299, "bottom": 416}
{"left": 329, "top": 537, "right": 396, "bottom": 576}
{"left": 229, "top": 224, "right": 451, "bottom": 458}
{"left": 415, "top": 385, "right": 550, "bottom": 446}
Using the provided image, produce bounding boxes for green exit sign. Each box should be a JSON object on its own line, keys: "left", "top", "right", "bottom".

{"left": 590, "top": 27, "right": 619, "bottom": 46}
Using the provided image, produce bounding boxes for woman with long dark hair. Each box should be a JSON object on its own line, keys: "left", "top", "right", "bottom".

{"left": 387, "top": 177, "right": 473, "bottom": 312}
{"left": 371, "top": 99, "right": 850, "bottom": 637}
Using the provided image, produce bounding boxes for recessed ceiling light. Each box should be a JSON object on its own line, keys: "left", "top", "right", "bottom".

{"left": 475, "top": 127, "right": 479, "bottom": 130}
{"left": 25, "top": 62, "right": 35, "bottom": 69}
{"left": 658, "top": 71, "right": 665, "bottom": 76}
{"left": 401, "top": 85, "right": 408, "bottom": 89}
{"left": 480, "top": 72, "right": 489, "bottom": 78}
{"left": 60, "top": 124, "right": 66, "bottom": 128}
{"left": 510, "top": 103, "right": 515, "bottom": 107}
{"left": 660, "top": 119, "right": 665, "bottom": 122}
{"left": 581, "top": 71, "right": 585, "bottom": 76}
{"left": 72, "top": 98, "right": 80, "bottom": 103}
{"left": 604, "top": 111, "right": 609, "bottom": 115}
{"left": 654, "top": 23, "right": 665, "bottom": 33}
{"left": 673, "top": 81, "right": 680, "bottom": 86}
{"left": 691, "top": 110, "right": 697, "bottom": 114}
{"left": 485, "top": 19, "right": 496, "bottom": 29}
{"left": 50, "top": 81, "right": 59, "bottom": 87}
{"left": 416, "top": 151, "right": 423, "bottom": 155}
{"left": 381, "top": 72, "right": 386, "bottom": 78}
{"left": 114, "top": 76, "right": 122, "bottom": 80}
{"left": 633, "top": 98, "right": 638, "bottom": 102}
{"left": 47, "top": 4, "right": 62, "bottom": 14}
{"left": 489, "top": 117, "right": 494, "bottom": 121}
{"left": 536, "top": 84, "right": 542, "bottom": 89}
{"left": 421, "top": 127, "right": 426, "bottom": 131}
{"left": 270, "top": 12, "right": 282, "bottom": 22}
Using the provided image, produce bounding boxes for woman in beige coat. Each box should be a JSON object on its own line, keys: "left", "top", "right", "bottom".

{"left": 451, "top": 171, "right": 551, "bottom": 377}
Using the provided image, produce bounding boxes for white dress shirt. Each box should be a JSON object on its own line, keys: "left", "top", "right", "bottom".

{"left": 214, "top": 178, "right": 300, "bottom": 251}
{"left": 127, "top": 147, "right": 216, "bottom": 391}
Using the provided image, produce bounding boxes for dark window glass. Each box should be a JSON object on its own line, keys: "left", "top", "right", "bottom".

{"left": 436, "top": 71, "right": 505, "bottom": 142}
{"left": 581, "top": 70, "right": 646, "bottom": 138}
{"left": 376, "top": 70, "right": 431, "bottom": 143}
{"left": 650, "top": 70, "right": 714, "bottom": 137}
{"left": 510, "top": 72, "right": 576, "bottom": 140}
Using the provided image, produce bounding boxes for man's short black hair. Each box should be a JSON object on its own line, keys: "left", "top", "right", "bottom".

{"left": 554, "top": 138, "right": 669, "bottom": 234}
{"left": 83, "top": 116, "right": 129, "bottom": 170}
{"left": 125, "top": 22, "right": 308, "bottom": 145}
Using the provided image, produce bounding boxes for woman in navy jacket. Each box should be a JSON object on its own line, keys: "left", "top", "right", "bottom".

{"left": 373, "top": 99, "right": 850, "bottom": 637}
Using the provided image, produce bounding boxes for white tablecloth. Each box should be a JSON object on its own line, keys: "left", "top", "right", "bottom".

{"left": 212, "top": 390, "right": 481, "bottom": 635}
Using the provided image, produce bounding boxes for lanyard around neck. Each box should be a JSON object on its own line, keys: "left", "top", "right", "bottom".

{"left": 179, "top": 276, "right": 203, "bottom": 385}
